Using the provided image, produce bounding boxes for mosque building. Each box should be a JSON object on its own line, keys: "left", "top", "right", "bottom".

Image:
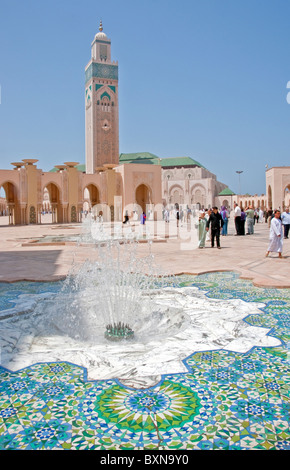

{"left": 0, "top": 22, "right": 288, "bottom": 225}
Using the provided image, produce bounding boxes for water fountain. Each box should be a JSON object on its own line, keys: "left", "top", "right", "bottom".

{"left": 0, "top": 220, "right": 281, "bottom": 389}
{"left": 105, "top": 322, "right": 134, "bottom": 341}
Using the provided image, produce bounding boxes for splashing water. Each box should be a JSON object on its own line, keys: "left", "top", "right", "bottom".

{"left": 0, "top": 218, "right": 280, "bottom": 385}
{"left": 48, "top": 239, "right": 179, "bottom": 343}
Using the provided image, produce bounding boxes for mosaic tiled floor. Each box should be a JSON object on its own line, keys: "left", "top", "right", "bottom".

{"left": 0, "top": 272, "right": 289, "bottom": 450}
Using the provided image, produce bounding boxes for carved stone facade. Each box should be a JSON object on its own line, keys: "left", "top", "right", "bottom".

{"left": 162, "top": 164, "right": 228, "bottom": 210}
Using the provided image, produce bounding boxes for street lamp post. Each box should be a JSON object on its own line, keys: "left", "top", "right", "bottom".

{"left": 236, "top": 171, "right": 243, "bottom": 195}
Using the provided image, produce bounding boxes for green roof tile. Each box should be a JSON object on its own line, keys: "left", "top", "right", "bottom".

{"left": 119, "top": 152, "right": 161, "bottom": 165}
{"left": 160, "top": 157, "right": 205, "bottom": 168}
{"left": 218, "top": 187, "right": 236, "bottom": 196}
{"left": 49, "top": 154, "right": 206, "bottom": 172}
{"left": 76, "top": 164, "right": 86, "bottom": 173}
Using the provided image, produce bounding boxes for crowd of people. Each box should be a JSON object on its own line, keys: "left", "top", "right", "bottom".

{"left": 124, "top": 203, "right": 289, "bottom": 258}
{"left": 197, "top": 204, "right": 289, "bottom": 257}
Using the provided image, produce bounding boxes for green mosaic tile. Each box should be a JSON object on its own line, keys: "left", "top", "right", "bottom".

{"left": 0, "top": 272, "right": 289, "bottom": 450}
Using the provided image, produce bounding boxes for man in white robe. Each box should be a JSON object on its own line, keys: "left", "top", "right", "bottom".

{"left": 266, "top": 210, "right": 283, "bottom": 258}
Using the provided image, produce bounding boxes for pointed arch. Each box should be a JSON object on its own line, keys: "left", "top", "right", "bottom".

{"left": 135, "top": 183, "right": 152, "bottom": 213}
{"left": 168, "top": 184, "right": 184, "bottom": 206}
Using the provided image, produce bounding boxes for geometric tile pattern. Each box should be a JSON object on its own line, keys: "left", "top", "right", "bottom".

{"left": 0, "top": 272, "right": 289, "bottom": 450}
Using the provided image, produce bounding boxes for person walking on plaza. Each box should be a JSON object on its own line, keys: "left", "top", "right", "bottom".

{"left": 254, "top": 209, "right": 259, "bottom": 224}
{"left": 164, "top": 208, "right": 170, "bottom": 223}
{"left": 240, "top": 208, "right": 246, "bottom": 235}
{"left": 205, "top": 208, "right": 211, "bottom": 243}
{"left": 123, "top": 210, "right": 130, "bottom": 224}
{"left": 140, "top": 211, "right": 146, "bottom": 225}
{"left": 281, "top": 207, "right": 290, "bottom": 239}
{"left": 206, "top": 207, "right": 224, "bottom": 249}
{"left": 220, "top": 206, "right": 229, "bottom": 236}
{"left": 245, "top": 205, "right": 255, "bottom": 234}
{"left": 234, "top": 203, "right": 241, "bottom": 235}
{"left": 198, "top": 211, "right": 207, "bottom": 248}
{"left": 176, "top": 207, "right": 180, "bottom": 227}
{"left": 266, "top": 210, "right": 283, "bottom": 258}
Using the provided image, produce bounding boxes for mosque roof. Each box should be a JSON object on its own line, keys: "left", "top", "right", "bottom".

{"left": 49, "top": 154, "right": 206, "bottom": 172}
{"left": 76, "top": 164, "right": 86, "bottom": 173}
{"left": 119, "top": 152, "right": 160, "bottom": 165}
{"left": 218, "top": 187, "right": 236, "bottom": 196}
{"left": 119, "top": 153, "right": 205, "bottom": 169}
{"left": 160, "top": 156, "right": 205, "bottom": 168}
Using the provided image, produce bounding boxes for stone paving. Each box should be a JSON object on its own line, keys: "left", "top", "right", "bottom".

{"left": 0, "top": 215, "right": 289, "bottom": 287}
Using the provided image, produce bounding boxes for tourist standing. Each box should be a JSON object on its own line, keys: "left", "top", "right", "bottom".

{"left": 198, "top": 211, "right": 207, "bottom": 248}
{"left": 123, "top": 211, "right": 130, "bottom": 224}
{"left": 266, "top": 208, "right": 273, "bottom": 227}
{"left": 205, "top": 208, "right": 211, "bottom": 242}
{"left": 140, "top": 212, "right": 146, "bottom": 224}
{"left": 240, "top": 208, "right": 246, "bottom": 235}
{"left": 220, "top": 206, "right": 229, "bottom": 236}
{"left": 206, "top": 207, "right": 224, "bottom": 249}
{"left": 254, "top": 209, "right": 259, "bottom": 224}
{"left": 164, "top": 208, "right": 170, "bottom": 223}
{"left": 245, "top": 205, "right": 255, "bottom": 234}
{"left": 281, "top": 207, "right": 290, "bottom": 239}
{"left": 176, "top": 207, "right": 180, "bottom": 227}
{"left": 234, "top": 203, "right": 241, "bottom": 235}
{"left": 266, "top": 210, "right": 283, "bottom": 258}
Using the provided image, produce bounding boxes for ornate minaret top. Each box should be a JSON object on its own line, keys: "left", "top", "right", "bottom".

{"left": 91, "top": 20, "right": 112, "bottom": 62}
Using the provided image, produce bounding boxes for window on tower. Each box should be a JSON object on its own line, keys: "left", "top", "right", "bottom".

{"left": 100, "top": 45, "right": 108, "bottom": 61}
{"left": 101, "top": 96, "right": 111, "bottom": 112}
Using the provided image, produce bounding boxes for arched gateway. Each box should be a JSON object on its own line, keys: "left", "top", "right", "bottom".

{"left": 135, "top": 184, "right": 152, "bottom": 213}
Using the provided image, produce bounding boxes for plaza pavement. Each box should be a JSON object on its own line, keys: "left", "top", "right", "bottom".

{"left": 0, "top": 215, "right": 289, "bottom": 288}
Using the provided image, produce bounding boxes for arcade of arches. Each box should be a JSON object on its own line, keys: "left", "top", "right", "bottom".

{"left": 0, "top": 160, "right": 289, "bottom": 225}
{"left": 0, "top": 159, "right": 162, "bottom": 225}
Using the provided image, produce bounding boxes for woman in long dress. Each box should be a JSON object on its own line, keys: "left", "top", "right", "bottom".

{"left": 198, "top": 211, "right": 207, "bottom": 248}
{"left": 266, "top": 210, "right": 283, "bottom": 258}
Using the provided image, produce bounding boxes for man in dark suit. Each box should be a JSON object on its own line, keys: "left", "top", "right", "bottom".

{"left": 206, "top": 207, "right": 224, "bottom": 249}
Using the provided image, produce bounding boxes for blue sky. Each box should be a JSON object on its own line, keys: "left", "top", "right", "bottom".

{"left": 0, "top": 0, "right": 290, "bottom": 195}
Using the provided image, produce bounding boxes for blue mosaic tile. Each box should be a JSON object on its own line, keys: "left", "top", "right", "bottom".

{"left": 0, "top": 272, "right": 289, "bottom": 450}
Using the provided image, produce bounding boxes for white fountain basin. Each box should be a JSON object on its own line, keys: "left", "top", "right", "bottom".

{"left": 0, "top": 286, "right": 280, "bottom": 388}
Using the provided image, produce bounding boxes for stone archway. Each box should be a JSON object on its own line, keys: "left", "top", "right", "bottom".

{"left": 190, "top": 185, "right": 206, "bottom": 209}
{"left": 169, "top": 185, "right": 184, "bottom": 206}
{"left": 191, "top": 187, "right": 206, "bottom": 209}
{"left": 135, "top": 184, "right": 152, "bottom": 213}
{"left": 85, "top": 184, "right": 100, "bottom": 209}
{"left": 0, "top": 181, "right": 20, "bottom": 224}
{"left": 46, "top": 183, "right": 61, "bottom": 223}
{"left": 0, "top": 185, "right": 8, "bottom": 218}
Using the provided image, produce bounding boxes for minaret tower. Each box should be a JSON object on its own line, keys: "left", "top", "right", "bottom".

{"left": 85, "top": 21, "right": 119, "bottom": 173}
